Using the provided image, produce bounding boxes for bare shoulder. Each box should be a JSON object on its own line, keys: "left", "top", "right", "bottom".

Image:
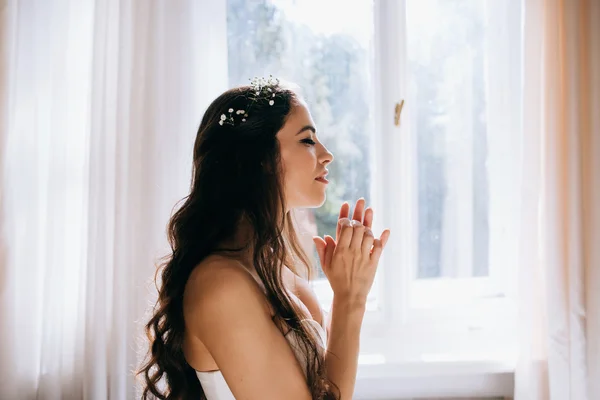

{"left": 184, "top": 255, "right": 271, "bottom": 329}
{"left": 183, "top": 255, "right": 311, "bottom": 400}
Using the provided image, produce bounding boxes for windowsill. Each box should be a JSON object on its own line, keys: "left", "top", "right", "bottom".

{"left": 354, "top": 357, "right": 515, "bottom": 399}
{"left": 353, "top": 321, "right": 517, "bottom": 399}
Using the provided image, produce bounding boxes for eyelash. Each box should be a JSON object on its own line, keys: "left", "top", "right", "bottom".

{"left": 301, "top": 138, "right": 316, "bottom": 146}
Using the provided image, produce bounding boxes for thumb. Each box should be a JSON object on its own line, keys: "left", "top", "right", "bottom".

{"left": 323, "top": 235, "right": 336, "bottom": 271}
{"left": 313, "top": 236, "right": 327, "bottom": 267}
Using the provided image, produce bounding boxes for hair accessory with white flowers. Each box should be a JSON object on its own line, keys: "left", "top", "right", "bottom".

{"left": 219, "top": 75, "right": 280, "bottom": 127}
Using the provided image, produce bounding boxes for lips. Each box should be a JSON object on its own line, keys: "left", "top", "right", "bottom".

{"left": 315, "top": 170, "right": 328, "bottom": 180}
{"left": 315, "top": 171, "right": 329, "bottom": 184}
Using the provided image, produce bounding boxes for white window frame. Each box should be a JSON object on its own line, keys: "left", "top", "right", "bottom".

{"left": 370, "top": 0, "right": 522, "bottom": 322}
{"left": 375, "top": 0, "right": 521, "bottom": 323}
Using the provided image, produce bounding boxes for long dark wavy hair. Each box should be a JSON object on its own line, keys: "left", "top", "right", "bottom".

{"left": 137, "top": 82, "right": 339, "bottom": 399}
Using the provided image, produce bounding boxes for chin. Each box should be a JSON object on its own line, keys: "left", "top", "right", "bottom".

{"left": 289, "top": 183, "right": 328, "bottom": 209}
{"left": 306, "top": 193, "right": 327, "bottom": 209}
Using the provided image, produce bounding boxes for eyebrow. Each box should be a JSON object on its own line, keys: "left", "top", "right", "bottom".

{"left": 295, "top": 125, "right": 317, "bottom": 135}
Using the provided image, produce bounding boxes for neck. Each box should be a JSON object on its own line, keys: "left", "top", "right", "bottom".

{"left": 214, "top": 217, "right": 253, "bottom": 261}
{"left": 214, "top": 212, "right": 288, "bottom": 266}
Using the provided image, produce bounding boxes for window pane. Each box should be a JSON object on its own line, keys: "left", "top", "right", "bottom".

{"left": 408, "top": 0, "right": 491, "bottom": 279}
{"left": 227, "top": 0, "right": 375, "bottom": 279}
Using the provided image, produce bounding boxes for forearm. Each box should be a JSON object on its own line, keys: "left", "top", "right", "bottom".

{"left": 324, "top": 296, "right": 365, "bottom": 399}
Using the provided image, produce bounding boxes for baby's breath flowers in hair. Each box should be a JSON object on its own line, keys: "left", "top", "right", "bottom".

{"left": 219, "top": 108, "right": 247, "bottom": 126}
{"left": 218, "top": 75, "right": 280, "bottom": 127}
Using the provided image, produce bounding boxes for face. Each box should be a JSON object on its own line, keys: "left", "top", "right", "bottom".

{"left": 276, "top": 102, "right": 334, "bottom": 211}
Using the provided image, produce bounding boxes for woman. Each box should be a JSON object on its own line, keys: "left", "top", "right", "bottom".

{"left": 138, "top": 77, "right": 390, "bottom": 399}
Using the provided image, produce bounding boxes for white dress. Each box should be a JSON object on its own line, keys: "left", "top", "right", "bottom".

{"left": 195, "top": 319, "right": 328, "bottom": 400}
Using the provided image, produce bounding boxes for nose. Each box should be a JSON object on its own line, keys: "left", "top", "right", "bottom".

{"left": 318, "top": 143, "right": 334, "bottom": 165}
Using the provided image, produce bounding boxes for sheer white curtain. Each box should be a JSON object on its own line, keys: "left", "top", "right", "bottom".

{"left": 0, "top": 1, "right": 228, "bottom": 398}
{"left": 516, "top": 0, "right": 600, "bottom": 399}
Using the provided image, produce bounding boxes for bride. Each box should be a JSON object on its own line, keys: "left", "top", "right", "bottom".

{"left": 138, "top": 77, "right": 390, "bottom": 399}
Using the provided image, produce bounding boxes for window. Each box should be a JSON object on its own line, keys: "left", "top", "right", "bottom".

{"left": 226, "top": 0, "right": 521, "bottom": 384}
{"left": 395, "top": 0, "right": 523, "bottom": 320}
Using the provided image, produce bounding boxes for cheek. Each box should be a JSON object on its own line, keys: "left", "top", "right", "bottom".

{"left": 281, "top": 153, "right": 314, "bottom": 191}
{"left": 283, "top": 147, "right": 315, "bottom": 172}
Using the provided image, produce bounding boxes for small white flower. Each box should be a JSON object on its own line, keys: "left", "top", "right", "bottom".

{"left": 269, "top": 100, "right": 274, "bottom": 106}
{"left": 228, "top": 108, "right": 233, "bottom": 113}
{"left": 220, "top": 114, "right": 226, "bottom": 120}
{"left": 219, "top": 120, "right": 224, "bottom": 125}
{"left": 244, "top": 114, "right": 248, "bottom": 117}
{"left": 242, "top": 118, "right": 246, "bottom": 122}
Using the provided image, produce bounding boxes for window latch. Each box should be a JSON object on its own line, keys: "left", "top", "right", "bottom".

{"left": 394, "top": 99, "right": 404, "bottom": 126}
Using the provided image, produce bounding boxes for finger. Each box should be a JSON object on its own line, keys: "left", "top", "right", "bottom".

{"left": 338, "top": 201, "right": 350, "bottom": 220}
{"left": 363, "top": 207, "right": 373, "bottom": 228}
{"left": 324, "top": 235, "right": 336, "bottom": 270}
{"left": 381, "top": 229, "right": 391, "bottom": 248}
{"left": 337, "top": 218, "right": 354, "bottom": 248}
{"left": 349, "top": 221, "right": 365, "bottom": 251}
{"left": 370, "top": 238, "right": 383, "bottom": 263}
{"left": 337, "top": 202, "right": 350, "bottom": 240}
{"left": 312, "top": 236, "right": 327, "bottom": 267}
{"left": 352, "top": 198, "right": 366, "bottom": 223}
{"left": 361, "top": 228, "right": 375, "bottom": 255}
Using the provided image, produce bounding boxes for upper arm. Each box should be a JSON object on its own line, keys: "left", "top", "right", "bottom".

{"left": 184, "top": 261, "right": 312, "bottom": 400}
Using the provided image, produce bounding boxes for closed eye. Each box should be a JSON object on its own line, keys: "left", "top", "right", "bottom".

{"left": 300, "top": 138, "right": 316, "bottom": 146}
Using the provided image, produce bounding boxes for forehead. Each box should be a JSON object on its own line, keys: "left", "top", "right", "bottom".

{"left": 276, "top": 102, "right": 315, "bottom": 139}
